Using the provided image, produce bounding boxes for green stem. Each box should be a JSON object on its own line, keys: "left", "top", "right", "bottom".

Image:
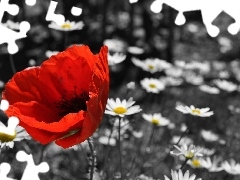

{"left": 87, "top": 138, "right": 95, "bottom": 180}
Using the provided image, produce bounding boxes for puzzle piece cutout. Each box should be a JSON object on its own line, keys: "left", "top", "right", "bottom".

{"left": 0, "top": 0, "right": 30, "bottom": 54}
{"left": 0, "top": 162, "right": 16, "bottom": 180}
{"left": 16, "top": 151, "right": 49, "bottom": 180}
{"left": 150, "top": 0, "right": 240, "bottom": 37}
{"left": 25, "top": 0, "right": 36, "bottom": 6}
{"left": 46, "top": 1, "right": 82, "bottom": 25}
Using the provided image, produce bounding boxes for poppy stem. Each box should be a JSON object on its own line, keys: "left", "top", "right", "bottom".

{"left": 9, "top": 54, "right": 16, "bottom": 74}
{"left": 87, "top": 138, "right": 95, "bottom": 180}
{"left": 118, "top": 117, "right": 123, "bottom": 180}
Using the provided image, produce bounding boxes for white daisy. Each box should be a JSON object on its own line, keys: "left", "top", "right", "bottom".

{"left": 126, "top": 81, "right": 135, "bottom": 90}
{"left": 213, "top": 79, "right": 238, "bottom": 92}
{"left": 222, "top": 159, "right": 240, "bottom": 175}
{"left": 201, "top": 156, "right": 223, "bottom": 172}
{"left": 127, "top": 46, "right": 144, "bottom": 54}
{"left": 3, "top": 20, "right": 20, "bottom": 30}
{"left": 176, "top": 105, "right": 214, "bottom": 117}
{"left": 160, "top": 76, "right": 183, "bottom": 86}
{"left": 187, "top": 157, "right": 204, "bottom": 168}
{"left": 184, "top": 71, "right": 204, "bottom": 85}
{"left": 103, "top": 39, "right": 126, "bottom": 53}
{"left": 140, "top": 78, "right": 165, "bottom": 93}
{"left": 105, "top": 98, "right": 142, "bottom": 117}
{"left": 48, "top": 20, "right": 84, "bottom": 31}
{"left": 132, "top": 57, "right": 159, "bottom": 73}
{"left": 164, "top": 169, "right": 202, "bottom": 180}
{"left": 199, "top": 85, "right": 220, "bottom": 94}
{"left": 164, "top": 67, "right": 183, "bottom": 78}
{"left": 108, "top": 52, "right": 126, "bottom": 66}
{"left": 170, "top": 144, "right": 203, "bottom": 159}
{"left": 142, "top": 113, "right": 170, "bottom": 126}
{"left": 0, "top": 117, "right": 31, "bottom": 148}
{"left": 201, "top": 129, "right": 219, "bottom": 142}
{"left": 0, "top": 162, "right": 15, "bottom": 180}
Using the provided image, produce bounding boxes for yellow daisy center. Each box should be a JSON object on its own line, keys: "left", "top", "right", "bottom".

{"left": 185, "top": 151, "right": 194, "bottom": 159}
{"left": 191, "top": 109, "right": 201, "bottom": 115}
{"left": 151, "top": 119, "right": 159, "bottom": 125}
{"left": 191, "top": 159, "right": 201, "bottom": 167}
{"left": 61, "top": 23, "right": 72, "bottom": 29}
{"left": 0, "top": 131, "right": 16, "bottom": 142}
{"left": 148, "top": 65, "right": 154, "bottom": 69}
{"left": 149, "top": 83, "right": 156, "bottom": 88}
{"left": 113, "top": 107, "right": 127, "bottom": 114}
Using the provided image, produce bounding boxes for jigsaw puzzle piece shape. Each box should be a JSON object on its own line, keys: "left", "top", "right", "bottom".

{"left": 16, "top": 151, "right": 49, "bottom": 180}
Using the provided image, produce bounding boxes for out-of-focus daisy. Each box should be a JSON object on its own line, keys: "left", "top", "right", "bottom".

{"left": 222, "top": 159, "right": 240, "bottom": 175}
{"left": 171, "top": 136, "right": 193, "bottom": 146}
{"left": 3, "top": 20, "right": 20, "bottom": 30}
{"left": 140, "top": 78, "right": 165, "bottom": 93}
{"left": 142, "top": 113, "right": 170, "bottom": 126}
{"left": 136, "top": 174, "right": 154, "bottom": 180}
{"left": 103, "top": 39, "right": 126, "bottom": 53}
{"left": 164, "top": 169, "right": 202, "bottom": 180}
{"left": 212, "top": 60, "right": 226, "bottom": 71}
{"left": 201, "top": 156, "right": 223, "bottom": 172}
{"left": 174, "top": 60, "right": 187, "bottom": 68}
{"left": 176, "top": 105, "right": 214, "bottom": 117}
{"left": 45, "top": 50, "right": 59, "bottom": 58}
{"left": 218, "top": 71, "right": 230, "bottom": 79}
{"left": 48, "top": 20, "right": 84, "bottom": 31}
{"left": 28, "top": 59, "right": 36, "bottom": 66}
{"left": 164, "top": 67, "right": 183, "bottom": 78}
{"left": 160, "top": 76, "right": 183, "bottom": 86}
{"left": 185, "top": 61, "right": 210, "bottom": 74}
{"left": 132, "top": 58, "right": 160, "bottom": 73}
{"left": 170, "top": 144, "right": 203, "bottom": 159}
{"left": 197, "top": 146, "right": 215, "bottom": 156}
{"left": 199, "top": 85, "right": 220, "bottom": 94}
{"left": 218, "top": 36, "right": 232, "bottom": 53}
{"left": 98, "top": 135, "right": 116, "bottom": 146}
{"left": 105, "top": 98, "right": 142, "bottom": 117}
{"left": 0, "top": 99, "right": 9, "bottom": 111}
{"left": 126, "top": 81, "right": 135, "bottom": 90}
{"left": 0, "top": 81, "right": 5, "bottom": 88}
{"left": 184, "top": 71, "right": 204, "bottom": 85}
{"left": 127, "top": 46, "right": 144, "bottom": 54}
{"left": 187, "top": 157, "right": 205, "bottom": 168}
{"left": 201, "top": 129, "right": 219, "bottom": 142}
{"left": 213, "top": 79, "right": 238, "bottom": 92}
{"left": 108, "top": 52, "right": 126, "bottom": 66}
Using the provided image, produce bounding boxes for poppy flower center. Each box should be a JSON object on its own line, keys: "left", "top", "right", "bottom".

{"left": 191, "top": 109, "right": 201, "bottom": 115}
{"left": 113, "top": 107, "right": 127, "bottom": 114}
{"left": 0, "top": 131, "right": 16, "bottom": 142}
{"left": 151, "top": 119, "right": 159, "bottom": 125}
{"left": 56, "top": 91, "right": 90, "bottom": 116}
{"left": 149, "top": 83, "right": 156, "bottom": 88}
{"left": 61, "top": 23, "right": 72, "bottom": 29}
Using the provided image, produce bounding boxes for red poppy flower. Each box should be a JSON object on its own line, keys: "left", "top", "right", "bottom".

{"left": 3, "top": 45, "right": 109, "bottom": 148}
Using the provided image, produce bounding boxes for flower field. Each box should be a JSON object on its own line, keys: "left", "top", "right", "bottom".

{"left": 1, "top": 0, "right": 240, "bottom": 180}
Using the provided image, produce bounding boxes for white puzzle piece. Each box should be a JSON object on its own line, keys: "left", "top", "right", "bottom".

{"left": 16, "top": 151, "right": 49, "bottom": 180}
